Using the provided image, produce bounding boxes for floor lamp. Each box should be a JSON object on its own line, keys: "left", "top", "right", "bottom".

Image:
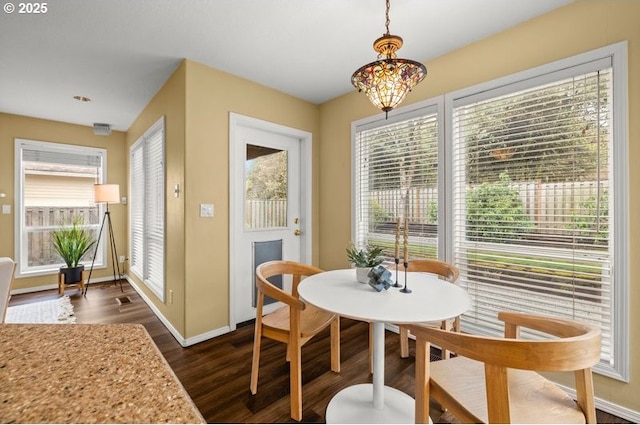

{"left": 84, "top": 183, "right": 123, "bottom": 295}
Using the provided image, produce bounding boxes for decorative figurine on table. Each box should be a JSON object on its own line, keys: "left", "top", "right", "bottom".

{"left": 368, "top": 265, "right": 393, "bottom": 292}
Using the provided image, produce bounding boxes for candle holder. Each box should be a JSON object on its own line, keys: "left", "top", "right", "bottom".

{"left": 400, "top": 260, "right": 412, "bottom": 293}
{"left": 393, "top": 257, "right": 401, "bottom": 287}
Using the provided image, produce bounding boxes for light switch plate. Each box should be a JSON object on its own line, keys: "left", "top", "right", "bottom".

{"left": 200, "top": 203, "right": 214, "bottom": 217}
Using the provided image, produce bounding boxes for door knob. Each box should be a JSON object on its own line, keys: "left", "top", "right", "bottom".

{"left": 294, "top": 229, "right": 302, "bottom": 236}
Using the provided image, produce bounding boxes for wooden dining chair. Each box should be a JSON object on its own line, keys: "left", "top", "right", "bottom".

{"left": 368, "top": 259, "right": 460, "bottom": 370}
{"left": 408, "top": 311, "right": 602, "bottom": 424}
{"left": 250, "top": 260, "right": 340, "bottom": 421}
{"left": 0, "top": 257, "right": 16, "bottom": 323}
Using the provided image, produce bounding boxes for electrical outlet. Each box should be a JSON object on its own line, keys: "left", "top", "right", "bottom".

{"left": 119, "top": 255, "right": 125, "bottom": 263}
{"left": 169, "top": 289, "right": 174, "bottom": 304}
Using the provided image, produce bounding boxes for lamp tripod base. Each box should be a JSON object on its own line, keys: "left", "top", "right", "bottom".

{"left": 84, "top": 208, "right": 123, "bottom": 296}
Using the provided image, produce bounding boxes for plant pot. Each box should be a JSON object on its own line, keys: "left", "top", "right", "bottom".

{"left": 60, "top": 265, "right": 84, "bottom": 284}
{"left": 356, "top": 267, "right": 371, "bottom": 284}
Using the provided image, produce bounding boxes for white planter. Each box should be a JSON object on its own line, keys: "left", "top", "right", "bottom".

{"left": 356, "top": 267, "right": 371, "bottom": 284}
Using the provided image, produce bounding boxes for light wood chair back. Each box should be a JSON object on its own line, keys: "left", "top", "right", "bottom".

{"left": 0, "top": 257, "right": 16, "bottom": 323}
{"left": 394, "top": 260, "right": 460, "bottom": 357}
{"left": 250, "top": 260, "right": 340, "bottom": 421}
{"left": 368, "top": 259, "right": 460, "bottom": 369}
{"left": 408, "top": 311, "right": 601, "bottom": 424}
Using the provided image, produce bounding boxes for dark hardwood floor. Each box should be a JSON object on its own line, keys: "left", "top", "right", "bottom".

{"left": 8, "top": 280, "right": 631, "bottom": 424}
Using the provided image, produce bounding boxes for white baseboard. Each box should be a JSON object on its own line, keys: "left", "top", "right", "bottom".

{"left": 595, "top": 397, "right": 640, "bottom": 423}
{"left": 184, "top": 326, "right": 232, "bottom": 346}
{"left": 558, "top": 383, "right": 640, "bottom": 423}
{"left": 124, "top": 276, "right": 231, "bottom": 348}
{"left": 125, "top": 276, "right": 188, "bottom": 345}
{"left": 10, "top": 275, "right": 119, "bottom": 295}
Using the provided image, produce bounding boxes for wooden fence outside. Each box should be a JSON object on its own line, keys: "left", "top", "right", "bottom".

{"left": 245, "top": 199, "right": 287, "bottom": 229}
{"left": 25, "top": 207, "right": 99, "bottom": 267}
{"left": 25, "top": 181, "right": 607, "bottom": 264}
{"left": 371, "top": 180, "right": 608, "bottom": 235}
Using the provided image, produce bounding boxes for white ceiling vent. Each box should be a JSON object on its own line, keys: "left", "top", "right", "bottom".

{"left": 93, "top": 123, "right": 111, "bottom": 136}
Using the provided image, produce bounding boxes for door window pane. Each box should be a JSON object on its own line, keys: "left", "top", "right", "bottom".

{"left": 245, "top": 144, "right": 288, "bottom": 229}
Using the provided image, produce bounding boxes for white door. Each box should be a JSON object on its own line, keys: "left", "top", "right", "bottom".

{"left": 230, "top": 115, "right": 310, "bottom": 326}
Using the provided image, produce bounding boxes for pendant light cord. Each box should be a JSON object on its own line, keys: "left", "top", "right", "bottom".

{"left": 384, "top": 0, "right": 391, "bottom": 35}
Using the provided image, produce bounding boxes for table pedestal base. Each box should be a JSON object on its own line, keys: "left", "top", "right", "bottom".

{"left": 325, "top": 384, "right": 416, "bottom": 424}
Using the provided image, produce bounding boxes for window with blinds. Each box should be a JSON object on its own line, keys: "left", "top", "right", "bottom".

{"left": 352, "top": 43, "right": 627, "bottom": 380}
{"left": 129, "top": 117, "right": 165, "bottom": 301}
{"left": 353, "top": 103, "right": 441, "bottom": 260}
{"left": 14, "top": 139, "right": 106, "bottom": 276}
{"left": 450, "top": 48, "right": 627, "bottom": 380}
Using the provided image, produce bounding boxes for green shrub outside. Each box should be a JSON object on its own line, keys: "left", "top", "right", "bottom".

{"left": 466, "top": 173, "right": 533, "bottom": 243}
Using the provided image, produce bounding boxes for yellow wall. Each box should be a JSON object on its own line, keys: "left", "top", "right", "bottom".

{"left": 126, "top": 61, "right": 187, "bottom": 335}
{"left": 0, "top": 113, "right": 127, "bottom": 290}
{"left": 318, "top": 0, "right": 639, "bottom": 412}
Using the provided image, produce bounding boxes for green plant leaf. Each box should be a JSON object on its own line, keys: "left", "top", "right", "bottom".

{"left": 346, "top": 242, "right": 384, "bottom": 267}
{"left": 51, "top": 215, "right": 97, "bottom": 268}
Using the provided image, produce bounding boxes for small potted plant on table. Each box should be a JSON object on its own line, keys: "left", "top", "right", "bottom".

{"left": 346, "top": 242, "right": 384, "bottom": 283}
{"left": 51, "top": 215, "right": 96, "bottom": 288}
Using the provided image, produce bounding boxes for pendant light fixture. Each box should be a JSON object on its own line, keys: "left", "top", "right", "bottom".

{"left": 351, "top": 0, "right": 427, "bottom": 118}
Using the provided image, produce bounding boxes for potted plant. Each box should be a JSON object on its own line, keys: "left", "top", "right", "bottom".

{"left": 346, "top": 242, "right": 384, "bottom": 283}
{"left": 51, "top": 215, "right": 96, "bottom": 284}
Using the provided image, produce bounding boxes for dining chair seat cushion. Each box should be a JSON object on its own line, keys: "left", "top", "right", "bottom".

{"left": 430, "top": 356, "right": 586, "bottom": 424}
{"left": 262, "top": 304, "right": 336, "bottom": 339}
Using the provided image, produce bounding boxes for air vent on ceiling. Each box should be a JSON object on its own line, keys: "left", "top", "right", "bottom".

{"left": 93, "top": 123, "right": 111, "bottom": 136}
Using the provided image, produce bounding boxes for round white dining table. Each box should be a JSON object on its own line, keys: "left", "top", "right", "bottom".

{"left": 297, "top": 268, "right": 471, "bottom": 424}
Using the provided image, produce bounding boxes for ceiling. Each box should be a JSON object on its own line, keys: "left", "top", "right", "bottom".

{"left": 0, "top": 0, "right": 573, "bottom": 132}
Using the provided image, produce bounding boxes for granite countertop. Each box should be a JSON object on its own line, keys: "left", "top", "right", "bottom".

{"left": 0, "top": 323, "right": 205, "bottom": 424}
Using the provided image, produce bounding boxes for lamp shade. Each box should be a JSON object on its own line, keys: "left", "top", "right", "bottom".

{"left": 351, "top": 0, "right": 427, "bottom": 116}
{"left": 94, "top": 184, "right": 120, "bottom": 204}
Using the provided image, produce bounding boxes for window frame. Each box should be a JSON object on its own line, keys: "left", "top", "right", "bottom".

{"left": 129, "top": 116, "right": 166, "bottom": 302}
{"left": 445, "top": 41, "right": 628, "bottom": 381}
{"left": 13, "top": 138, "right": 107, "bottom": 278}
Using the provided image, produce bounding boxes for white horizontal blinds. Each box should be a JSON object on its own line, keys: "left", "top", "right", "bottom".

{"left": 22, "top": 147, "right": 99, "bottom": 207}
{"left": 129, "top": 143, "right": 144, "bottom": 279}
{"left": 129, "top": 117, "right": 165, "bottom": 301}
{"left": 144, "top": 126, "right": 165, "bottom": 298}
{"left": 22, "top": 148, "right": 102, "bottom": 168}
{"left": 452, "top": 67, "right": 613, "bottom": 360}
{"left": 355, "top": 110, "right": 439, "bottom": 259}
